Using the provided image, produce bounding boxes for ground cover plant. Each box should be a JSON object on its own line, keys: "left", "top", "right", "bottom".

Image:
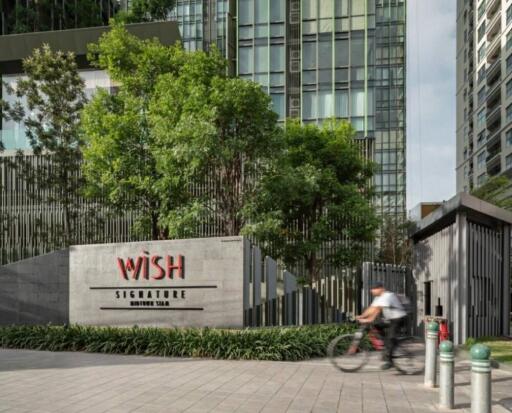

{"left": 465, "top": 336, "right": 512, "bottom": 364}
{"left": 0, "top": 324, "right": 356, "bottom": 361}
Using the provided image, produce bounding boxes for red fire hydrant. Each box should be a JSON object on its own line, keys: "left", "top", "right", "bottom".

{"left": 439, "top": 320, "right": 450, "bottom": 343}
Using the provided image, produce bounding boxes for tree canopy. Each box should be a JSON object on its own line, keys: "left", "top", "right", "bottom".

{"left": 244, "top": 120, "right": 379, "bottom": 283}
{"left": 81, "top": 22, "right": 280, "bottom": 240}
{"left": 0, "top": 44, "right": 89, "bottom": 246}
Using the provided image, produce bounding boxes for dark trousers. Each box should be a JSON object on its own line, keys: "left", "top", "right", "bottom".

{"left": 375, "top": 318, "right": 404, "bottom": 363}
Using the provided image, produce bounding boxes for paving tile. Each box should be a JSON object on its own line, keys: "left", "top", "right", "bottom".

{"left": 1, "top": 349, "right": 511, "bottom": 413}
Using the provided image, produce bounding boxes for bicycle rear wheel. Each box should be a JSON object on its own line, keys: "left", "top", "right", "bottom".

{"left": 327, "top": 334, "right": 369, "bottom": 372}
{"left": 393, "top": 337, "right": 424, "bottom": 375}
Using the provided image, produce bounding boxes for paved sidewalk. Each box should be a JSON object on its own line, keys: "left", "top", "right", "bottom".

{"left": 0, "top": 349, "right": 511, "bottom": 413}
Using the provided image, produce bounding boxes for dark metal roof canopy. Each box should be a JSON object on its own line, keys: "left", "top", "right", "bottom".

{"left": 0, "top": 21, "right": 181, "bottom": 74}
{"left": 410, "top": 192, "right": 512, "bottom": 243}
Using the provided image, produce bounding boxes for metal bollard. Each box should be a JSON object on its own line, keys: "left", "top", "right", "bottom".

{"left": 439, "top": 340, "right": 454, "bottom": 409}
{"left": 424, "top": 321, "right": 439, "bottom": 387}
{"left": 471, "top": 344, "right": 491, "bottom": 413}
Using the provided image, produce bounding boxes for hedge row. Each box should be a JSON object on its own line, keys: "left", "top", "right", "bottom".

{"left": 0, "top": 324, "right": 357, "bottom": 361}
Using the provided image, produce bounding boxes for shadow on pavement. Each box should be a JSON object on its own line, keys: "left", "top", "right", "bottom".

{"left": 0, "top": 348, "right": 208, "bottom": 372}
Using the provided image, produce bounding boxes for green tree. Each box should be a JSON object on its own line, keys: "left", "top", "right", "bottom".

{"left": 471, "top": 175, "right": 512, "bottom": 211}
{"left": 0, "top": 44, "right": 88, "bottom": 246}
{"left": 150, "top": 75, "right": 281, "bottom": 237}
{"left": 123, "top": 0, "right": 176, "bottom": 22}
{"left": 81, "top": 22, "right": 226, "bottom": 239}
{"left": 244, "top": 120, "right": 379, "bottom": 283}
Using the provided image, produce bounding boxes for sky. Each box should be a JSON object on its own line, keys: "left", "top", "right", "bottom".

{"left": 406, "top": 0, "right": 457, "bottom": 211}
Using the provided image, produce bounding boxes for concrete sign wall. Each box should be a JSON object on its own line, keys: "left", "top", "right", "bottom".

{"left": 0, "top": 249, "right": 69, "bottom": 325}
{"left": 69, "top": 237, "right": 246, "bottom": 328}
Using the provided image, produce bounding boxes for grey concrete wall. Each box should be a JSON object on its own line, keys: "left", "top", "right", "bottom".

{"left": 69, "top": 237, "right": 245, "bottom": 328}
{"left": 413, "top": 223, "right": 456, "bottom": 340}
{"left": 0, "top": 249, "right": 69, "bottom": 325}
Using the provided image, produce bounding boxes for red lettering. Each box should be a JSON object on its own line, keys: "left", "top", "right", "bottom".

{"left": 142, "top": 255, "right": 149, "bottom": 280}
{"left": 118, "top": 254, "right": 185, "bottom": 280}
{"left": 166, "top": 255, "right": 184, "bottom": 279}
{"left": 151, "top": 256, "right": 165, "bottom": 280}
{"left": 117, "top": 258, "right": 129, "bottom": 280}
{"left": 117, "top": 257, "right": 143, "bottom": 280}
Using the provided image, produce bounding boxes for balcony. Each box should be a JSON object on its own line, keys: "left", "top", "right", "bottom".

{"left": 486, "top": 0, "right": 501, "bottom": 18}
{"left": 486, "top": 128, "right": 501, "bottom": 148}
{"left": 486, "top": 33, "right": 502, "bottom": 63}
{"left": 488, "top": 160, "right": 502, "bottom": 176}
{"left": 486, "top": 104, "right": 502, "bottom": 127}
{"left": 486, "top": 79, "right": 502, "bottom": 102}
{"left": 486, "top": 58, "right": 501, "bottom": 83}
{"left": 486, "top": 151, "right": 501, "bottom": 170}
{"left": 486, "top": 9, "right": 502, "bottom": 40}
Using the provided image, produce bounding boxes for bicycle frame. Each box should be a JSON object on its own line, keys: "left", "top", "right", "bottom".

{"left": 349, "top": 324, "right": 385, "bottom": 353}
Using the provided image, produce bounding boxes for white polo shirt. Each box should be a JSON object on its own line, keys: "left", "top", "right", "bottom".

{"left": 371, "top": 291, "right": 407, "bottom": 320}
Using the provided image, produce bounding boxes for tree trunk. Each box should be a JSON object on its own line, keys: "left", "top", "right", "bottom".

{"left": 151, "top": 211, "right": 160, "bottom": 241}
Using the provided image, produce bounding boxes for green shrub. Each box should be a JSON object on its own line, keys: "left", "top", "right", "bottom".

{"left": 0, "top": 324, "right": 357, "bottom": 361}
{"left": 465, "top": 337, "right": 477, "bottom": 349}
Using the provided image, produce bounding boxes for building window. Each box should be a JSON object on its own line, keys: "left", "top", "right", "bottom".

{"left": 507, "top": 129, "right": 512, "bottom": 146}
{"left": 239, "top": 0, "right": 253, "bottom": 25}
{"left": 351, "top": 89, "right": 365, "bottom": 117}
{"left": 477, "top": 108, "right": 486, "bottom": 128}
{"left": 508, "top": 31, "right": 512, "bottom": 51}
{"left": 478, "top": 2, "right": 485, "bottom": 20}
{"left": 302, "top": 42, "right": 316, "bottom": 70}
{"left": 478, "top": 151, "right": 487, "bottom": 168}
{"left": 270, "top": 0, "right": 285, "bottom": 22}
{"left": 478, "top": 22, "right": 486, "bottom": 41}
{"left": 335, "top": 90, "right": 349, "bottom": 118}
{"left": 508, "top": 55, "right": 512, "bottom": 74}
{"left": 318, "top": 91, "right": 334, "bottom": 119}
{"left": 254, "top": 45, "right": 268, "bottom": 73}
{"left": 271, "top": 94, "right": 285, "bottom": 120}
{"left": 270, "top": 45, "right": 284, "bottom": 72}
{"left": 508, "top": 5, "right": 512, "bottom": 25}
{"left": 478, "top": 87, "right": 486, "bottom": 105}
{"left": 477, "top": 131, "right": 486, "bottom": 147}
{"left": 508, "top": 80, "right": 512, "bottom": 98}
{"left": 303, "top": 91, "right": 317, "bottom": 120}
{"left": 508, "top": 104, "right": 512, "bottom": 122}
{"left": 478, "top": 66, "right": 486, "bottom": 83}
{"left": 238, "top": 47, "right": 253, "bottom": 75}
{"left": 478, "top": 44, "right": 486, "bottom": 62}
{"left": 477, "top": 173, "right": 487, "bottom": 186}
{"left": 507, "top": 154, "right": 512, "bottom": 169}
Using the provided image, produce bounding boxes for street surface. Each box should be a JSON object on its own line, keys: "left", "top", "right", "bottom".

{"left": 0, "top": 349, "right": 511, "bottom": 412}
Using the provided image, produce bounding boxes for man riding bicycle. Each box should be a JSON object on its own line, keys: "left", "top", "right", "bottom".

{"left": 356, "top": 281, "right": 407, "bottom": 370}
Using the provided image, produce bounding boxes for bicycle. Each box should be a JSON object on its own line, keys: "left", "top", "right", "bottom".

{"left": 327, "top": 322, "right": 424, "bottom": 375}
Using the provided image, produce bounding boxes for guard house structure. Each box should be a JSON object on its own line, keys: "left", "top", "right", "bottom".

{"left": 410, "top": 193, "right": 511, "bottom": 345}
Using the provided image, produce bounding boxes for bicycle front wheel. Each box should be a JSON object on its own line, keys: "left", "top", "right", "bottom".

{"left": 327, "top": 334, "right": 369, "bottom": 372}
{"left": 393, "top": 337, "right": 424, "bottom": 375}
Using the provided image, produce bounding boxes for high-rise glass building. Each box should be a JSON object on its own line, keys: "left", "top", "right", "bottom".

{"left": 0, "top": 1, "right": 406, "bottom": 264}
{"left": 171, "top": 0, "right": 407, "bottom": 220}
{"left": 456, "top": 0, "right": 512, "bottom": 192}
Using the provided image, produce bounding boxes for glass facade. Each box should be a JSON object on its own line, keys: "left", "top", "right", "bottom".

{"left": 170, "top": 0, "right": 233, "bottom": 59}
{"left": 172, "top": 0, "right": 406, "bottom": 220}
{"left": 1, "top": 0, "right": 406, "bottom": 220}
{"left": 237, "top": 0, "right": 286, "bottom": 120}
{"left": 1, "top": 70, "right": 113, "bottom": 150}
{"left": 142, "top": 0, "right": 408, "bottom": 220}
